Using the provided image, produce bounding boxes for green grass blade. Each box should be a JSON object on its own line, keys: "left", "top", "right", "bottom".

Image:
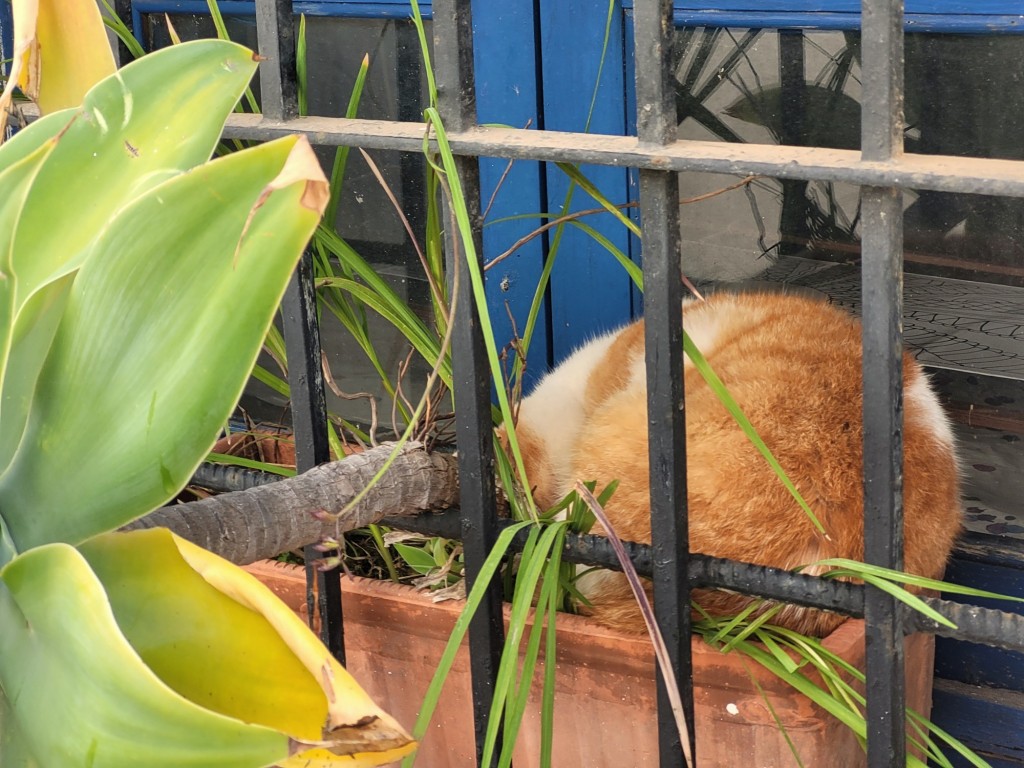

{"left": 365, "top": 524, "right": 400, "bottom": 582}
{"left": 401, "top": 521, "right": 533, "bottom": 768}
{"left": 554, "top": 162, "right": 641, "bottom": 238}
{"left": 317, "top": 277, "right": 445, "bottom": 385}
{"left": 205, "top": 453, "right": 295, "bottom": 478}
{"left": 749, "top": 670, "right": 808, "bottom": 768}
{"left": 296, "top": 15, "right": 308, "bottom": 116}
{"left": 482, "top": 524, "right": 543, "bottom": 765}
{"left": 567, "top": 220, "right": 643, "bottom": 288}
{"left": 97, "top": 0, "right": 145, "bottom": 59}
{"left": 719, "top": 604, "right": 784, "bottom": 652}
{"left": 731, "top": 638, "right": 866, "bottom": 736}
{"left": 757, "top": 631, "right": 801, "bottom": 675}
{"left": 814, "top": 558, "right": 1024, "bottom": 603}
{"left": 251, "top": 364, "right": 291, "bottom": 398}
{"left": 905, "top": 708, "right": 993, "bottom": 768}
{"left": 409, "top": 0, "right": 437, "bottom": 107}
{"left": 423, "top": 107, "right": 536, "bottom": 518}
{"left": 324, "top": 54, "right": 371, "bottom": 227}
{"left": 315, "top": 225, "right": 446, "bottom": 377}
{"left": 539, "top": 528, "right": 566, "bottom": 767}
{"left": 492, "top": 523, "right": 564, "bottom": 768}
{"left": 819, "top": 568, "right": 956, "bottom": 628}
{"left": 861, "top": 574, "right": 957, "bottom": 628}
{"left": 683, "top": 330, "right": 825, "bottom": 534}
{"left": 708, "top": 601, "right": 763, "bottom": 644}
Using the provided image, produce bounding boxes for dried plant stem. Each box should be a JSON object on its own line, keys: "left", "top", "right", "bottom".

{"left": 574, "top": 481, "right": 693, "bottom": 768}
{"left": 484, "top": 176, "right": 759, "bottom": 272}
{"left": 358, "top": 147, "right": 449, "bottom": 325}
{"left": 321, "top": 351, "right": 379, "bottom": 447}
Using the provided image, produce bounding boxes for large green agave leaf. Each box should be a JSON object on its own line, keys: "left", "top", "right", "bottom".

{"left": 0, "top": 109, "right": 73, "bottom": 167}
{"left": 0, "top": 141, "right": 54, "bottom": 408}
{"left": 0, "top": 275, "right": 73, "bottom": 480}
{"left": 0, "top": 40, "right": 259, "bottom": 480}
{"left": 0, "top": 543, "right": 289, "bottom": 767}
{"left": 0, "top": 134, "right": 328, "bottom": 550}
{"left": 0, "top": 671, "right": 40, "bottom": 767}
{"left": 10, "top": 39, "right": 257, "bottom": 308}
{"left": 78, "top": 528, "right": 415, "bottom": 765}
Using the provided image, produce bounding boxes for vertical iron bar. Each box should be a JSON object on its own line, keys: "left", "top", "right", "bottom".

{"left": 634, "top": 1, "right": 694, "bottom": 766}
{"left": 255, "top": 0, "right": 298, "bottom": 121}
{"left": 113, "top": 0, "right": 136, "bottom": 64}
{"left": 256, "top": 0, "right": 343, "bottom": 662}
{"left": 861, "top": 0, "right": 904, "bottom": 161}
{"left": 860, "top": 0, "right": 906, "bottom": 764}
{"left": 433, "top": 1, "right": 505, "bottom": 765}
{"left": 281, "top": 253, "right": 345, "bottom": 663}
{"left": 777, "top": 31, "right": 810, "bottom": 256}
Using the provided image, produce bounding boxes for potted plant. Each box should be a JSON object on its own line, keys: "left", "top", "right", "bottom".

{"left": 0, "top": 6, "right": 414, "bottom": 764}
{"left": 246, "top": 561, "right": 936, "bottom": 767}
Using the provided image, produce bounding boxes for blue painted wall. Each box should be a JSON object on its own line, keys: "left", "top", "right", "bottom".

{"left": 0, "top": 3, "right": 11, "bottom": 98}
{"left": 472, "top": 0, "right": 553, "bottom": 380}
{"left": 539, "top": 0, "right": 636, "bottom": 360}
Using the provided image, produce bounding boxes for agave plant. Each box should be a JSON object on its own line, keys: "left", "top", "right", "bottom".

{"left": 0, "top": 7, "right": 414, "bottom": 766}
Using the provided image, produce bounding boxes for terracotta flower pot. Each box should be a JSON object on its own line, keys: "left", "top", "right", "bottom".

{"left": 245, "top": 561, "right": 934, "bottom": 768}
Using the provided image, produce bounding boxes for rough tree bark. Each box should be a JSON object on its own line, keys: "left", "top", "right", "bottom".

{"left": 124, "top": 442, "right": 459, "bottom": 565}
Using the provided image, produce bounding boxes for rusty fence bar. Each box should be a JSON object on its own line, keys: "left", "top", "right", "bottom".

{"left": 221, "top": 113, "right": 1024, "bottom": 199}
{"left": 254, "top": 0, "right": 345, "bottom": 662}
{"left": 432, "top": 0, "right": 506, "bottom": 763}
{"left": 633, "top": 0, "right": 695, "bottom": 765}
{"left": 860, "top": 0, "right": 908, "bottom": 763}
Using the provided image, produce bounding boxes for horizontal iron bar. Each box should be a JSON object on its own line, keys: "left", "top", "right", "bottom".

{"left": 911, "top": 599, "right": 1024, "bottom": 653}
{"left": 384, "top": 509, "right": 865, "bottom": 614}
{"left": 407, "top": 512, "right": 1024, "bottom": 655}
{"left": 191, "top": 468, "right": 1024, "bottom": 653}
{"left": 206, "top": 466, "right": 1024, "bottom": 572}
{"left": 385, "top": 510, "right": 1024, "bottom": 654}
{"left": 15, "top": 104, "right": 1023, "bottom": 197}
{"left": 190, "top": 461, "right": 282, "bottom": 492}
{"left": 221, "top": 114, "right": 1024, "bottom": 198}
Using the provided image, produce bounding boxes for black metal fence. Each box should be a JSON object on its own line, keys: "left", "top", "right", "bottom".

{"left": 196, "top": 0, "right": 1024, "bottom": 765}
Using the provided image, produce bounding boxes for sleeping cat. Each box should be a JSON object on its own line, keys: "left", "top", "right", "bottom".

{"left": 504, "top": 291, "right": 962, "bottom": 637}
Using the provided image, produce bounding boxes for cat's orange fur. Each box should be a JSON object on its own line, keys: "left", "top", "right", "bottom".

{"left": 506, "top": 291, "right": 962, "bottom": 637}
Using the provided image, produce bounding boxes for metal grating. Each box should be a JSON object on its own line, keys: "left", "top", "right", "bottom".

{"left": 215, "top": 0, "right": 1024, "bottom": 765}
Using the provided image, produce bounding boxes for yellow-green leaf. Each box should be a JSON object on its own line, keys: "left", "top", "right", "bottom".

{"left": 0, "top": 543, "right": 289, "bottom": 767}
{"left": 0, "top": 41, "right": 262, "bottom": 491}
{"left": 0, "top": 135, "right": 327, "bottom": 549}
{"left": 78, "top": 528, "right": 416, "bottom": 765}
{"left": 10, "top": 40, "right": 259, "bottom": 311}
{"left": 0, "top": 0, "right": 115, "bottom": 135}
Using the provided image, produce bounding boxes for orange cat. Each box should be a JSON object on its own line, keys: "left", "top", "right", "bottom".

{"left": 506, "top": 291, "right": 962, "bottom": 637}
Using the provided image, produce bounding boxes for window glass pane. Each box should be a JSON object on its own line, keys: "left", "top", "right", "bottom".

{"left": 669, "top": 27, "right": 1024, "bottom": 541}
{"left": 143, "top": 14, "right": 435, "bottom": 430}
{"left": 674, "top": 28, "right": 1024, "bottom": 283}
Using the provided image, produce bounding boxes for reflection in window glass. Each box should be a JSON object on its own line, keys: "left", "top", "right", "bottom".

{"left": 668, "top": 27, "right": 1024, "bottom": 541}
{"left": 672, "top": 28, "right": 1024, "bottom": 286}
